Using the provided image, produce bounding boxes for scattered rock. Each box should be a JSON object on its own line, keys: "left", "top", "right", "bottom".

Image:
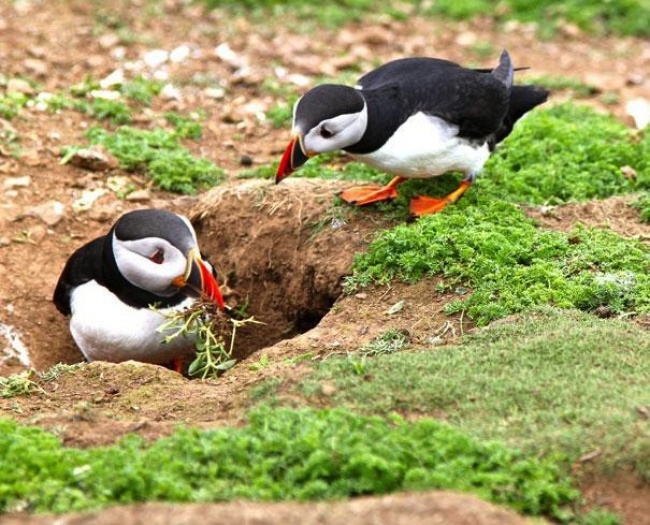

{"left": 626, "top": 98, "right": 650, "bottom": 130}
{"left": 239, "top": 154, "right": 253, "bottom": 167}
{"left": 6, "top": 78, "right": 34, "bottom": 95}
{"left": 320, "top": 381, "right": 337, "bottom": 396}
{"left": 98, "top": 33, "right": 120, "bottom": 49}
{"left": 3, "top": 175, "right": 31, "bottom": 189}
{"left": 67, "top": 146, "right": 119, "bottom": 172}
{"left": 22, "top": 200, "right": 66, "bottom": 226}
{"left": 25, "top": 224, "right": 47, "bottom": 244}
{"left": 125, "top": 189, "right": 153, "bottom": 202}
{"left": 100, "top": 69, "right": 125, "bottom": 89}
{"left": 170, "top": 45, "right": 191, "bottom": 63}
{"left": 72, "top": 188, "right": 109, "bottom": 213}
{"left": 142, "top": 49, "right": 169, "bottom": 69}
{"left": 88, "top": 202, "right": 124, "bottom": 223}
{"left": 23, "top": 58, "right": 48, "bottom": 77}
{"left": 620, "top": 165, "right": 637, "bottom": 181}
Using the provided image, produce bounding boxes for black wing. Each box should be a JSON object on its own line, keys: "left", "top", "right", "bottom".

{"left": 356, "top": 57, "right": 462, "bottom": 90}
{"left": 359, "top": 57, "right": 512, "bottom": 140}
{"left": 53, "top": 236, "right": 105, "bottom": 315}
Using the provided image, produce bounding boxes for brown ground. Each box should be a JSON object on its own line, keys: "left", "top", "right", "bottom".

{"left": 0, "top": 1, "right": 649, "bottom": 523}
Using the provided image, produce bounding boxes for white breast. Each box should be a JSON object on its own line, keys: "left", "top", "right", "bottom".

{"left": 351, "top": 113, "right": 490, "bottom": 179}
{"left": 68, "top": 280, "right": 196, "bottom": 365}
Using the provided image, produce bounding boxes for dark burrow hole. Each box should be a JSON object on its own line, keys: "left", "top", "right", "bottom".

{"left": 191, "top": 188, "right": 357, "bottom": 366}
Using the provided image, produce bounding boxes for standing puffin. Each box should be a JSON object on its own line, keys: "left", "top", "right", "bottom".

{"left": 53, "top": 209, "right": 225, "bottom": 367}
{"left": 276, "top": 50, "right": 548, "bottom": 217}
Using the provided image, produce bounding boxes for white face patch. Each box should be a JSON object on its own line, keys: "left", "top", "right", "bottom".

{"left": 302, "top": 104, "right": 368, "bottom": 154}
{"left": 112, "top": 235, "right": 188, "bottom": 296}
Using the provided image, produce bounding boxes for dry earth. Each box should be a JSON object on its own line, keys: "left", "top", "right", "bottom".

{"left": 0, "top": 1, "right": 649, "bottom": 523}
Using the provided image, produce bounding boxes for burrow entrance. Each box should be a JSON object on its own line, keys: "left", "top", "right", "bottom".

{"left": 191, "top": 179, "right": 385, "bottom": 363}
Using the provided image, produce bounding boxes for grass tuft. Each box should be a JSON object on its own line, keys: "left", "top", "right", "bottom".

{"left": 297, "top": 308, "right": 650, "bottom": 479}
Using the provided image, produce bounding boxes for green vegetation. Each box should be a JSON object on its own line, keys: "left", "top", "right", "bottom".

{"left": 423, "top": 0, "right": 650, "bottom": 37}
{"left": 82, "top": 98, "right": 132, "bottom": 125}
{"left": 266, "top": 97, "right": 297, "bottom": 129}
{"left": 481, "top": 104, "right": 649, "bottom": 205}
{"left": 201, "top": 0, "right": 407, "bottom": 28}
{"left": 120, "top": 76, "right": 164, "bottom": 106}
{"left": 346, "top": 199, "right": 650, "bottom": 325}
{"left": 0, "top": 407, "right": 579, "bottom": 519}
{"left": 201, "top": 0, "right": 649, "bottom": 37}
{"left": 361, "top": 328, "right": 410, "bottom": 356}
{"left": 632, "top": 193, "right": 650, "bottom": 223}
{"left": 298, "top": 309, "right": 650, "bottom": 478}
{"left": 0, "top": 371, "right": 41, "bottom": 398}
{"left": 164, "top": 111, "right": 203, "bottom": 139}
{"left": 520, "top": 75, "right": 598, "bottom": 98}
{"left": 0, "top": 92, "right": 29, "bottom": 120}
{"left": 63, "top": 126, "right": 224, "bottom": 194}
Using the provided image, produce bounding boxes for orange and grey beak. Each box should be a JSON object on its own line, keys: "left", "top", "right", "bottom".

{"left": 275, "top": 133, "right": 310, "bottom": 184}
{"left": 172, "top": 248, "right": 225, "bottom": 310}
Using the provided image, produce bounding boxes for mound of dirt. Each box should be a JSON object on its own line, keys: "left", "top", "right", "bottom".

{"left": 4, "top": 490, "right": 533, "bottom": 525}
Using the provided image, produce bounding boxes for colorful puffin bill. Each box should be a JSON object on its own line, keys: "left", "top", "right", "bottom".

{"left": 53, "top": 209, "right": 225, "bottom": 369}
{"left": 276, "top": 50, "right": 548, "bottom": 217}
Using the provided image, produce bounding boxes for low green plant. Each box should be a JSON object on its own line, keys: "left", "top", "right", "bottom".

{"left": 120, "top": 76, "right": 164, "bottom": 105}
{"left": 156, "top": 301, "right": 261, "bottom": 379}
{"left": 631, "top": 193, "right": 650, "bottom": 223}
{"left": 345, "top": 199, "right": 650, "bottom": 325}
{"left": 63, "top": 126, "right": 224, "bottom": 194}
{"left": 0, "top": 407, "right": 579, "bottom": 518}
{"left": 201, "top": 0, "right": 407, "bottom": 28}
{"left": 165, "top": 112, "right": 203, "bottom": 139}
{"left": 481, "top": 104, "right": 649, "bottom": 205}
{"left": 521, "top": 75, "right": 598, "bottom": 98}
{"left": 361, "top": 328, "right": 409, "bottom": 356}
{"left": 266, "top": 96, "right": 298, "bottom": 129}
{"left": 0, "top": 371, "right": 42, "bottom": 398}
{"left": 0, "top": 92, "right": 29, "bottom": 120}
{"left": 84, "top": 98, "right": 132, "bottom": 125}
{"left": 423, "top": 0, "right": 650, "bottom": 37}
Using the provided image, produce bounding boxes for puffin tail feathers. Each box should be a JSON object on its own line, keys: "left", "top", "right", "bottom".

{"left": 494, "top": 85, "right": 550, "bottom": 144}
{"left": 492, "top": 50, "right": 514, "bottom": 92}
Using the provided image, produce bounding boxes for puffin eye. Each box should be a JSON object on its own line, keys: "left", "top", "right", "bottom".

{"left": 320, "top": 126, "right": 334, "bottom": 139}
{"left": 149, "top": 249, "right": 165, "bottom": 264}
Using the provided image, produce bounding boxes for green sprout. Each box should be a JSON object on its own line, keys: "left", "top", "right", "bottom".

{"left": 157, "top": 301, "right": 260, "bottom": 379}
{"left": 0, "top": 371, "right": 43, "bottom": 398}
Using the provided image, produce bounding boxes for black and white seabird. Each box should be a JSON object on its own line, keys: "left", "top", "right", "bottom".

{"left": 53, "top": 209, "right": 225, "bottom": 367}
{"left": 276, "top": 50, "right": 548, "bottom": 217}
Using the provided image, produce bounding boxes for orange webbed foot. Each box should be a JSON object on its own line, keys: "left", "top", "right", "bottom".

{"left": 338, "top": 185, "right": 399, "bottom": 206}
{"left": 408, "top": 179, "right": 473, "bottom": 218}
{"left": 338, "top": 176, "right": 406, "bottom": 207}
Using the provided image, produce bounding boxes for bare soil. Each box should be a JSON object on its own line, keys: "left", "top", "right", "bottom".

{"left": 1, "top": 1, "right": 649, "bottom": 523}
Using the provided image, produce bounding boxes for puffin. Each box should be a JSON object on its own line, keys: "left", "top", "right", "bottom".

{"left": 53, "top": 209, "right": 225, "bottom": 368}
{"left": 276, "top": 50, "right": 549, "bottom": 217}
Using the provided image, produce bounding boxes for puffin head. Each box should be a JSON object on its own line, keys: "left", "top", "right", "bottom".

{"left": 276, "top": 84, "right": 367, "bottom": 183}
{"left": 110, "top": 209, "right": 225, "bottom": 310}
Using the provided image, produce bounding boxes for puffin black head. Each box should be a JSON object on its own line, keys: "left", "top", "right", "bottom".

{"left": 110, "top": 209, "right": 225, "bottom": 309}
{"left": 276, "top": 84, "right": 367, "bottom": 183}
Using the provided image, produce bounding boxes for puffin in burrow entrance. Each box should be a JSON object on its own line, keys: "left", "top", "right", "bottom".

{"left": 53, "top": 209, "right": 225, "bottom": 369}
{"left": 276, "top": 50, "right": 549, "bottom": 217}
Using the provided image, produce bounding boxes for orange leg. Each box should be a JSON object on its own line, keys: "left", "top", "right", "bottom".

{"left": 172, "top": 356, "right": 184, "bottom": 374}
{"left": 409, "top": 179, "right": 473, "bottom": 218}
{"left": 338, "top": 176, "right": 406, "bottom": 206}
